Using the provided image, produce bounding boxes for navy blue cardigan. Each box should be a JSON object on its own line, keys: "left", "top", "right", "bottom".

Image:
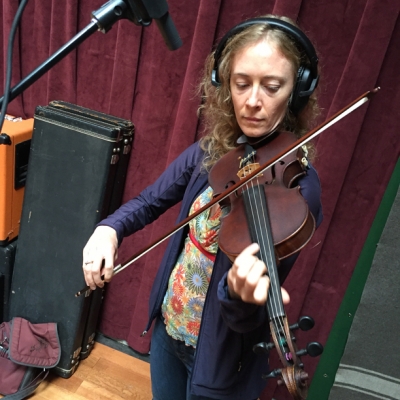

{"left": 100, "top": 141, "right": 323, "bottom": 399}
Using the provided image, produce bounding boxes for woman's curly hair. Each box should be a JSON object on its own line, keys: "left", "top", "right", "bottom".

{"left": 198, "top": 15, "right": 320, "bottom": 170}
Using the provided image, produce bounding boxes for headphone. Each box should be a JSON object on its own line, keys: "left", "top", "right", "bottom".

{"left": 211, "top": 17, "right": 319, "bottom": 115}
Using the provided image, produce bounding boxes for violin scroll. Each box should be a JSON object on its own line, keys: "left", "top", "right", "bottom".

{"left": 261, "top": 366, "right": 308, "bottom": 400}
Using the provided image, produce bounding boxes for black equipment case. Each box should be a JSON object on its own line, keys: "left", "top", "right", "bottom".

{"left": 9, "top": 102, "right": 134, "bottom": 378}
{"left": 47, "top": 101, "right": 134, "bottom": 361}
{"left": 0, "top": 238, "right": 17, "bottom": 323}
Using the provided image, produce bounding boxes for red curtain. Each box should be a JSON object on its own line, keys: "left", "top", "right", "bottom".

{"left": 2, "top": 1, "right": 399, "bottom": 398}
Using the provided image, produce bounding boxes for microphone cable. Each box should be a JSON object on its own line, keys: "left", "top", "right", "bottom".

{"left": 0, "top": 0, "right": 29, "bottom": 134}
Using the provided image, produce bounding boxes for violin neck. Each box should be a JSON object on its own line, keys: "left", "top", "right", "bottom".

{"left": 242, "top": 183, "right": 285, "bottom": 319}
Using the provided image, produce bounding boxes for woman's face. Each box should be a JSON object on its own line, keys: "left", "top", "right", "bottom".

{"left": 230, "top": 39, "right": 295, "bottom": 138}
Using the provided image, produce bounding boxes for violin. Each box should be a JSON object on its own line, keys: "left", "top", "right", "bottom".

{"left": 209, "top": 130, "right": 323, "bottom": 399}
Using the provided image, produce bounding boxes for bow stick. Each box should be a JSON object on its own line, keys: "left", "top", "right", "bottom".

{"left": 75, "top": 87, "right": 379, "bottom": 297}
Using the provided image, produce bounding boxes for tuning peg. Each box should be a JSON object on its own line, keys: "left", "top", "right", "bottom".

{"left": 253, "top": 341, "right": 275, "bottom": 355}
{"left": 289, "top": 315, "right": 315, "bottom": 331}
{"left": 262, "top": 368, "right": 282, "bottom": 380}
{"left": 296, "top": 341, "right": 324, "bottom": 358}
{"left": 262, "top": 368, "right": 285, "bottom": 386}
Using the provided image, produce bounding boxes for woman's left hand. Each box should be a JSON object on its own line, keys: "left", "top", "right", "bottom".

{"left": 227, "top": 243, "right": 290, "bottom": 305}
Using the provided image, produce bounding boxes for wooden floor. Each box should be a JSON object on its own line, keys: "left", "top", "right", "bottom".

{"left": 2, "top": 342, "right": 152, "bottom": 400}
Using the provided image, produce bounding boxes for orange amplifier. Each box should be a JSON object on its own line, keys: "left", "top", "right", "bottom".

{"left": 0, "top": 115, "right": 34, "bottom": 244}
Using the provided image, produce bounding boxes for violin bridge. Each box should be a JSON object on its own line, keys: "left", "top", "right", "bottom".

{"left": 237, "top": 162, "right": 262, "bottom": 179}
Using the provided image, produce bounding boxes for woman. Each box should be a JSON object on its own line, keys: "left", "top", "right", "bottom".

{"left": 83, "top": 15, "right": 323, "bottom": 400}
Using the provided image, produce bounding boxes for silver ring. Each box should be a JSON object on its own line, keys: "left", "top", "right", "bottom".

{"left": 85, "top": 261, "right": 94, "bottom": 265}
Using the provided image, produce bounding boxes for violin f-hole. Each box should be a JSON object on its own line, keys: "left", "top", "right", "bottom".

{"left": 264, "top": 163, "right": 276, "bottom": 185}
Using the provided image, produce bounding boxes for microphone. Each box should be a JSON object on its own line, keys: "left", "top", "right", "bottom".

{"left": 123, "top": 0, "right": 182, "bottom": 50}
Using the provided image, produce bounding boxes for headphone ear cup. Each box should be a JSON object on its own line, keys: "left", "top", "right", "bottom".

{"left": 211, "top": 68, "right": 220, "bottom": 87}
{"left": 290, "top": 66, "right": 313, "bottom": 115}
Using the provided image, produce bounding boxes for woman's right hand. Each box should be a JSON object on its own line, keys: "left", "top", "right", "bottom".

{"left": 82, "top": 225, "right": 118, "bottom": 290}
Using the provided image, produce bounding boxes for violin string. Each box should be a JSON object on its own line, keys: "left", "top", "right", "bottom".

{"left": 242, "top": 152, "right": 287, "bottom": 351}
{"left": 244, "top": 174, "right": 286, "bottom": 357}
{"left": 249, "top": 180, "right": 281, "bottom": 319}
{"left": 252, "top": 182, "right": 287, "bottom": 356}
{"left": 243, "top": 155, "right": 279, "bottom": 312}
{"left": 249, "top": 153, "right": 281, "bottom": 314}
{"left": 252, "top": 176, "right": 286, "bottom": 345}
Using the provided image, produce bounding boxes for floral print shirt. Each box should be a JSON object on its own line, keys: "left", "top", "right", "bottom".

{"left": 162, "top": 186, "right": 226, "bottom": 347}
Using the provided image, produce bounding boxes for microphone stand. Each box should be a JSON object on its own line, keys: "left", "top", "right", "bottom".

{"left": 0, "top": 0, "right": 182, "bottom": 107}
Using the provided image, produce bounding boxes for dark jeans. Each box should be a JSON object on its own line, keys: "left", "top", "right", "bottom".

{"left": 150, "top": 316, "right": 258, "bottom": 400}
{"left": 150, "top": 316, "right": 213, "bottom": 400}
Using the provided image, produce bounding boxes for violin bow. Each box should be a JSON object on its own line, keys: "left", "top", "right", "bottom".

{"left": 75, "top": 87, "right": 379, "bottom": 297}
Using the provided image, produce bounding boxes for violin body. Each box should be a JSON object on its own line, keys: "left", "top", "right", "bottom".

{"left": 209, "top": 130, "right": 322, "bottom": 400}
{"left": 209, "top": 131, "right": 315, "bottom": 262}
